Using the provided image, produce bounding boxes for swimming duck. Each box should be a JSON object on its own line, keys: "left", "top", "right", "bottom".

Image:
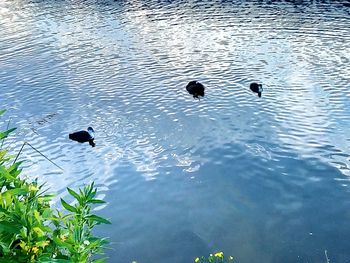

{"left": 69, "top": 127, "right": 95, "bottom": 147}
{"left": 186, "top": 81, "right": 205, "bottom": 99}
{"left": 250, "top": 83, "right": 263, "bottom": 97}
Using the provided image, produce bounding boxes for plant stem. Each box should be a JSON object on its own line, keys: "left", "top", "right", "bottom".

{"left": 13, "top": 142, "right": 64, "bottom": 170}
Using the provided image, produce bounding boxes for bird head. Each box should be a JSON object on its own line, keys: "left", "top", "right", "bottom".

{"left": 87, "top": 127, "right": 95, "bottom": 139}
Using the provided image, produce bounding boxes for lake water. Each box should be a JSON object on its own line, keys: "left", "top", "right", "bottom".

{"left": 1, "top": 0, "right": 350, "bottom": 262}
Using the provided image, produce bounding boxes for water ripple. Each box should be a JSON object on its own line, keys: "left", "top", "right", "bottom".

{"left": 1, "top": 0, "right": 350, "bottom": 262}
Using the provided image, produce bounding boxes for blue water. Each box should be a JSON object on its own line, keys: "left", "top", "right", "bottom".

{"left": 1, "top": 0, "right": 350, "bottom": 262}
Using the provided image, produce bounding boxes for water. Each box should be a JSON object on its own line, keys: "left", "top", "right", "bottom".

{"left": 1, "top": 0, "right": 350, "bottom": 262}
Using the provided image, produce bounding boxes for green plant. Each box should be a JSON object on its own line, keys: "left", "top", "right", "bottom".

{"left": 0, "top": 110, "right": 110, "bottom": 262}
{"left": 194, "top": 252, "right": 234, "bottom": 263}
{"left": 52, "top": 183, "right": 110, "bottom": 262}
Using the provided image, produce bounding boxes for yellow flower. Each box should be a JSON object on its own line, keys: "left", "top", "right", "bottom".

{"left": 214, "top": 252, "right": 224, "bottom": 258}
{"left": 229, "top": 256, "right": 234, "bottom": 260}
{"left": 19, "top": 241, "right": 29, "bottom": 252}
{"left": 60, "top": 234, "right": 67, "bottom": 241}
{"left": 195, "top": 257, "right": 200, "bottom": 262}
{"left": 28, "top": 184, "right": 39, "bottom": 192}
{"left": 37, "top": 240, "right": 50, "bottom": 248}
{"left": 32, "top": 246, "right": 39, "bottom": 254}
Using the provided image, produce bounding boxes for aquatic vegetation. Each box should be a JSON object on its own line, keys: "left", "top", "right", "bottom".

{"left": 0, "top": 110, "right": 110, "bottom": 262}
{"left": 194, "top": 252, "right": 234, "bottom": 263}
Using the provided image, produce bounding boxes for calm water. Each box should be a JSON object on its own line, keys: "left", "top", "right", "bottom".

{"left": 1, "top": 0, "right": 350, "bottom": 262}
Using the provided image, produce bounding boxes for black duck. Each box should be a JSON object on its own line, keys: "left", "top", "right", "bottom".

{"left": 250, "top": 83, "right": 263, "bottom": 97}
{"left": 186, "top": 81, "right": 205, "bottom": 99}
{"left": 69, "top": 127, "right": 95, "bottom": 147}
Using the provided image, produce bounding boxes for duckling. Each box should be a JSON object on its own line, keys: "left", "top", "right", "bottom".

{"left": 250, "top": 83, "right": 263, "bottom": 97}
{"left": 186, "top": 81, "right": 205, "bottom": 99}
{"left": 69, "top": 127, "right": 95, "bottom": 147}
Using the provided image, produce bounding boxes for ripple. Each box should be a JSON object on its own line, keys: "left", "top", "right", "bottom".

{"left": 1, "top": 0, "right": 350, "bottom": 262}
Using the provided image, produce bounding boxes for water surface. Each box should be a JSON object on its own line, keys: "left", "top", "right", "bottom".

{"left": 1, "top": 0, "right": 350, "bottom": 262}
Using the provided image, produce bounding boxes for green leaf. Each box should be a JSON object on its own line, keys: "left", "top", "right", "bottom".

{"left": 86, "top": 182, "right": 96, "bottom": 199}
{"left": 0, "top": 127, "right": 16, "bottom": 140}
{"left": 0, "top": 109, "right": 6, "bottom": 116}
{"left": 38, "top": 257, "right": 71, "bottom": 263}
{"left": 0, "top": 221, "right": 20, "bottom": 234}
{"left": 35, "top": 240, "right": 51, "bottom": 248}
{"left": 0, "top": 166, "right": 13, "bottom": 180}
{"left": 92, "top": 258, "right": 108, "bottom": 263}
{"left": 33, "top": 226, "right": 45, "bottom": 237}
{"left": 86, "top": 215, "right": 111, "bottom": 225}
{"left": 38, "top": 194, "right": 55, "bottom": 203}
{"left": 7, "top": 161, "right": 23, "bottom": 176}
{"left": 0, "top": 153, "right": 15, "bottom": 165}
{"left": 3, "top": 192, "right": 13, "bottom": 207}
{"left": 0, "top": 149, "right": 7, "bottom": 160}
{"left": 67, "top": 187, "right": 82, "bottom": 205}
{"left": 34, "top": 210, "right": 42, "bottom": 224}
{"left": 41, "top": 225, "right": 53, "bottom": 233}
{"left": 52, "top": 236, "right": 74, "bottom": 253}
{"left": 87, "top": 199, "right": 106, "bottom": 204}
{"left": 5, "top": 187, "right": 29, "bottom": 196}
{"left": 19, "top": 226, "right": 28, "bottom": 239}
{"left": 0, "top": 206, "right": 9, "bottom": 215}
{"left": 88, "top": 237, "right": 109, "bottom": 249}
{"left": 41, "top": 208, "right": 53, "bottom": 219}
{"left": 60, "top": 198, "right": 77, "bottom": 213}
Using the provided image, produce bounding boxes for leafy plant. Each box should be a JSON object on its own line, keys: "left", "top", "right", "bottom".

{"left": 52, "top": 183, "right": 110, "bottom": 263}
{"left": 0, "top": 110, "right": 110, "bottom": 262}
{"left": 194, "top": 252, "right": 234, "bottom": 263}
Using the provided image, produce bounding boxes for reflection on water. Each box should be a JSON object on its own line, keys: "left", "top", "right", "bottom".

{"left": 1, "top": 0, "right": 350, "bottom": 262}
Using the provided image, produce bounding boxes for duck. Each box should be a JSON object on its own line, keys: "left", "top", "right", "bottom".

{"left": 186, "top": 81, "right": 205, "bottom": 99}
{"left": 69, "top": 127, "right": 95, "bottom": 147}
{"left": 250, "top": 83, "right": 263, "bottom": 97}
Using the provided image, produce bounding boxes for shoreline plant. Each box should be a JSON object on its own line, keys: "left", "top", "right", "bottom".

{"left": 194, "top": 252, "right": 234, "bottom": 263}
{"left": 0, "top": 109, "right": 110, "bottom": 263}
